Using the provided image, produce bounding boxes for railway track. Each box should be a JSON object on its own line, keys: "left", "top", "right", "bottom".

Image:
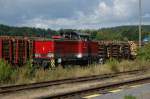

{"left": 39, "top": 71, "right": 150, "bottom": 99}
{"left": 0, "top": 69, "right": 147, "bottom": 95}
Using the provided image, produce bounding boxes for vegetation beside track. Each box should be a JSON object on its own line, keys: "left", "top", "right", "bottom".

{"left": 137, "top": 43, "right": 150, "bottom": 61}
{"left": 0, "top": 59, "right": 150, "bottom": 85}
{"left": 0, "top": 43, "right": 150, "bottom": 85}
{"left": 124, "top": 95, "right": 137, "bottom": 99}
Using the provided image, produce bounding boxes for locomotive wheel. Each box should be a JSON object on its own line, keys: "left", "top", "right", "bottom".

{"left": 88, "top": 58, "right": 93, "bottom": 65}
{"left": 42, "top": 61, "right": 49, "bottom": 69}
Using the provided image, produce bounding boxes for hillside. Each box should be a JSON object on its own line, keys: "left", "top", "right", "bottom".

{"left": 0, "top": 24, "right": 58, "bottom": 37}
{"left": 95, "top": 25, "right": 150, "bottom": 41}
{"left": 0, "top": 24, "right": 150, "bottom": 41}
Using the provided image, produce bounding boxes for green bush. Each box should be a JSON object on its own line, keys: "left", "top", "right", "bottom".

{"left": 124, "top": 95, "right": 136, "bottom": 99}
{"left": 137, "top": 43, "right": 150, "bottom": 61}
{"left": 106, "top": 58, "right": 119, "bottom": 72}
{"left": 11, "top": 60, "right": 36, "bottom": 84}
{"left": 23, "top": 60, "right": 35, "bottom": 78}
{"left": 0, "top": 60, "right": 13, "bottom": 83}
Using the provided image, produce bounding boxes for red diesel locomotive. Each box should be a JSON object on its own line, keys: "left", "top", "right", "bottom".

{"left": 33, "top": 32, "right": 99, "bottom": 68}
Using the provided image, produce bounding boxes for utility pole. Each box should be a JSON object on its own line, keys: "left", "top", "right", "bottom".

{"left": 139, "top": 0, "right": 142, "bottom": 47}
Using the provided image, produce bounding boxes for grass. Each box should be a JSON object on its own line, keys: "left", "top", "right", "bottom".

{"left": 0, "top": 59, "right": 150, "bottom": 85}
{"left": 0, "top": 60, "right": 13, "bottom": 84}
{"left": 124, "top": 95, "right": 136, "bottom": 99}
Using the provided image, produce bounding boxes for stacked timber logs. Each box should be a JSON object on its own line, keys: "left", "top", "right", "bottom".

{"left": 98, "top": 41, "right": 133, "bottom": 60}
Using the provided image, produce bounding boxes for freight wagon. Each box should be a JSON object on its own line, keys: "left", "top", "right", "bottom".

{"left": 0, "top": 36, "right": 33, "bottom": 66}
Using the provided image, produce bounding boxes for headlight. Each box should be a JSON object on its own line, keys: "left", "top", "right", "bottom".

{"left": 76, "top": 53, "right": 82, "bottom": 58}
{"left": 47, "top": 53, "right": 54, "bottom": 58}
{"left": 35, "top": 54, "right": 41, "bottom": 57}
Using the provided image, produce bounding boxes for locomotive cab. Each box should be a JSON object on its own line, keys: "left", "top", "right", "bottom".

{"left": 60, "top": 31, "right": 90, "bottom": 41}
{"left": 58, "top": 31, "right": 98, "bottom": 65}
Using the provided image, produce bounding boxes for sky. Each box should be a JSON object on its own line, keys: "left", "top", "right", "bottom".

{"left": 0, "top": 0, "right": 150, "bottom": 29}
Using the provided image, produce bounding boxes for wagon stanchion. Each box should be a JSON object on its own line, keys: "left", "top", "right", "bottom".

{"left": 0, "top": 39, "right": 2, "bottom": 59}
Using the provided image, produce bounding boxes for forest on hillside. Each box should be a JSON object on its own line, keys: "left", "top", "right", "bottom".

{"left": 0, "top": 24, "right": 150, "bottom": 41}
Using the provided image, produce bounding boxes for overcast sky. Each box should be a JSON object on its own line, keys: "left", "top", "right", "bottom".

{"left": 0, "top": 0, "right": 150, "bottom": 29}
